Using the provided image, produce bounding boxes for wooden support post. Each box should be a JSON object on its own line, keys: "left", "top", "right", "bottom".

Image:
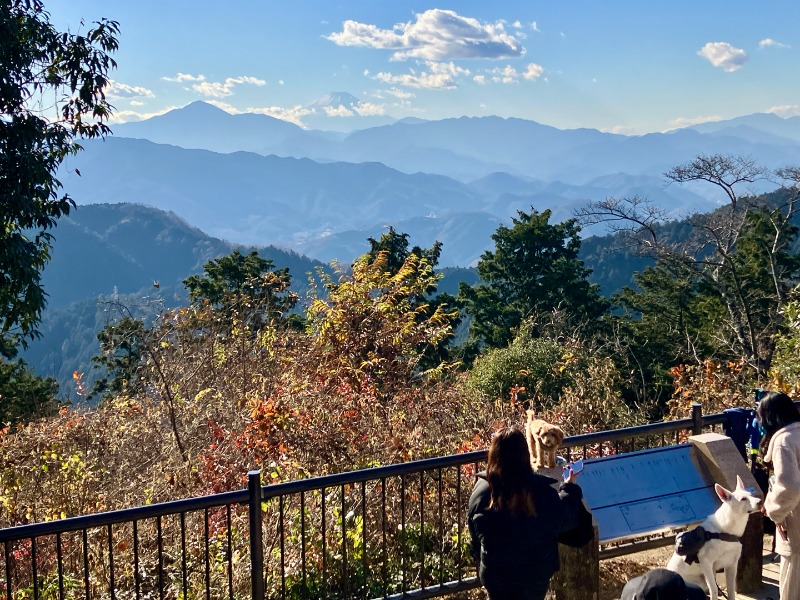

{"left": 551, "top": 503, "right": 600, "bottom": 600}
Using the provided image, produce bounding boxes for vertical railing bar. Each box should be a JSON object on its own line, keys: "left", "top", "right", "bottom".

{"left": 401, "top": 474, "right": 406, "bottom": 593}
{"left": 108, "top": 523, "right": 116, "bottom": 600}
{"left": 437, "top": 467, "right": 444, "bottom": 588}
{"left": 692, "top": 403, "right": 703, "bottom": 435}
{"left": 381, "top": 477, "right": 387, "bottom": 598}
{"left": 82, "top": 529, "right": 90, "bottom": 600}
{"left": 4, "top": 541, "right": 11, "bottom": 600}
{"left": 301, "top": 491, "right": 307, "bottom": 599}
{"left": 341, "top": 484, "right": 347, "bottom": 600}
{"left": 133, "top": 520, "right": 141, "bottom": 600}
{"left": 419, "top": 470, "right": 425, "bottom": 591}
{"left": 280, "top": 495, "right": 286, "bottom": 599}
{"left": 322, "top": 487, "right": 327, "bottom": 598}
{"left": 204, "top": 508, "right": 210, "bottom": 600}
{"left": 157, "top": 516, "right": 165, "bottom": 600}
{"left": 361, "top": 480, "right": 367, "bottom": 599}
{"left": 56, "top": 532, "right": 65, "bottom": 600}
{"left": 180, "top": 512, "right": 188, "bottom": 600}
{"left": 247, "top": 471, "right": 264, "bottom": 600}
{"left": 226, "top": 505, "right": 233, "bottom": 600}
{"left": 457, "top": 465, "right": 466, "bottom": 582}
{"left": 31, "top": 537, "right": 38, "bottom": 600}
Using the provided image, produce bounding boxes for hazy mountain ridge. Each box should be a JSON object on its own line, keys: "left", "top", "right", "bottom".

{"left": 112, "top": 102, "right": 800, "bottom": 184}
{"left": 24, "top": 203, "right": 331, "bottom": 398}
{"left": 95, "top": 102, "right": 800, "bottom": 267}
{"left": 42, "top": 203, "right": 328, "bottom": 308}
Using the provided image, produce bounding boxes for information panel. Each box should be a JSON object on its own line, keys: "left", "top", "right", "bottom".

{"left": 577, "top": 445, "right": 720, "bottom": 543}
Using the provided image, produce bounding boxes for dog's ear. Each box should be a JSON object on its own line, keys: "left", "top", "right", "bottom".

{"left": 525, "top": 409, "right": 535, "bottom": 420}
{"left": 715, "top": 483, "right": 732, "bottom": 501}
{"left": 735, "top": 475, "right": 746, "bottom": 491}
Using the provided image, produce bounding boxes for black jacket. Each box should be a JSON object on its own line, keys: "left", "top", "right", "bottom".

{"left": 467, "top": 472, "right": 584, "bottom": 590}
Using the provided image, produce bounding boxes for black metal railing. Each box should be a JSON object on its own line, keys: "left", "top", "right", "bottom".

{"left": 0, "top": 403, "right": 736, "bottom": 599}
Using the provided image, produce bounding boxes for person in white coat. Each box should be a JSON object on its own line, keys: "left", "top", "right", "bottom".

{"left": 757, "top": 390, "right": 800, "bottom": 599}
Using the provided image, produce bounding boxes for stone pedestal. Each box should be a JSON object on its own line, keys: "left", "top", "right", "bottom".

{"left": 688, "top": 432, "right": 764, "bottom": 594}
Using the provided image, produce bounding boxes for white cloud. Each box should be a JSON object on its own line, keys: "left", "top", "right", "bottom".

{"left": 163, "top": 73, "right": 265, "bottom": 98}
{"left": 327, "top": 9, "right": 524, "bottom": 61}
{"left": 473, "top": 74, "right": 487, "bottom": 85}
{"left": 512, "top": 21, "right": 522, "bottom": 29}
{"left": 603, "top": 125, "right": 640, "bottom": 135}
{"left": 531, "top": 21, "right": 540, "bottom": 32}
{"left": 385, "top": 87, "right": 415, "bottom": 99}
{"left": 130, "top": 100, "right": 144, "bottom": 106}
{"left": 248, "top": 105, "right": 313, "bottom": 128}
{"left": 191, "top": 75, "right": 266, "bottom": 98}
{"left": 108, "top": 105, "right": 180, "bottom": 124}
{"left": 373, "top": 61, "right": 469, "bottom": 89}
{"left": 162, "top": 72, "right": 206, "bottom": 83}
{"left": 324, "top": 105, "right": 354, "bottom": 117}
{"left": 523, "top": 63, "right": 544, "bottom": 80}
{"left": 105, "top": 80, "right": 155, "bottom": 100}
{"left": 668, "top": 114, "right": 723, "bottom": 128}
{"left": 205, "top": 100, "right": 240, "bottom": 114}
{"left": 768, "top": 104, "right": 800, "bottom": 117}
{"left": 192, "top": 81, "right": 232, "bottom": 98}
{"left": 354, "top": 102, "right": 386, "bottom": 116}
{"left": 759, "top": 38, "right": 790, "bottom": 49}
{"left": 489, "top": 65, "right": 519, "bottom": 84}
{"left": 697, "top": 42, "right": 748, "bottom": 72}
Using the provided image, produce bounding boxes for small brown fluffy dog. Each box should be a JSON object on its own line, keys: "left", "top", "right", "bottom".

{"left": 525, "top": 410, "right": 565, "bottom": 469}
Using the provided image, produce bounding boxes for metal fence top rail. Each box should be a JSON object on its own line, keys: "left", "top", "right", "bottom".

{"left": 0, "top": 489, "right": 248, "bottom": 543}
{"left": 0, "top": 404, "right": 729, "bottom": 543}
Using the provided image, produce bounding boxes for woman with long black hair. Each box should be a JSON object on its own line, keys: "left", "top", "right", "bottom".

{"left": 467, "top": 426, "right": 584, "bottom": 600}
{"left": 758, "top": 390, "right": 800, "bottom": 600}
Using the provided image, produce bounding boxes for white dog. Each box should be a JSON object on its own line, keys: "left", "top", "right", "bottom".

{"left": 666, "top": 475, "right": 762, "bottom": 600}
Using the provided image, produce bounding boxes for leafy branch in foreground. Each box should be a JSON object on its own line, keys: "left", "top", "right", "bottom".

{"left": 1, "top": 1, "right": 119, "bottom": 356}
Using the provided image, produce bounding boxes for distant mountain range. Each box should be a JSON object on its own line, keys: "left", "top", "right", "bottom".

{"left": 61, "top": 100, "right": 800, "bottom": 268}
{"left": 39, "top": 203, "right": 329, "bottom": 309}
{"left": 25, "top": 102, "right": 800, "bottom": 399}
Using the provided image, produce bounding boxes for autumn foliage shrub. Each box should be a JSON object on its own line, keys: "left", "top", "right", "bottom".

{"left": 466, "top": 318, "right": 649, "bottom": 438}
{"left": 666, "top": 360, "right": 754, "bottom": 420}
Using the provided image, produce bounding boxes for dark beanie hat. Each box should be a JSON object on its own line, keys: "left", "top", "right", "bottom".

{"left": 620, "top": 568, "right": 707, "bottom": 600}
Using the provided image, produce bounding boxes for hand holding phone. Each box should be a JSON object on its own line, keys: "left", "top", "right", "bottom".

{"left": 563, "top": 459, "right": 584, "bottom": 482}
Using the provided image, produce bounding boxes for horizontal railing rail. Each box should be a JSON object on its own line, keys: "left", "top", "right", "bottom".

{"left": 0, "top": 403, "right": 744, "bottom": 599}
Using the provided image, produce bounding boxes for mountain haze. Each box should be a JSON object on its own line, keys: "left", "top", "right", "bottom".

{"left": 59, "top": 102, "right": 800, "bottom": 267}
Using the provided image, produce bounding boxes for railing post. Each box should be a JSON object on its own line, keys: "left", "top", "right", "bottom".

{"left": 248, "top": 470, "right": 264, "bottom": 600}
{"left": 691, "top": 403, "right": 703, "bottom": 435}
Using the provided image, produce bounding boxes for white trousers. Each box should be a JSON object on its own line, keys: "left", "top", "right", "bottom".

{"left": 780, "top": 551, "right": 800, "bottom": 599}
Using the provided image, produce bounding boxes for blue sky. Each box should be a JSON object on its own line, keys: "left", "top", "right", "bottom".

{"left": 48, "top": 1, "right": 800, "bottom": 134}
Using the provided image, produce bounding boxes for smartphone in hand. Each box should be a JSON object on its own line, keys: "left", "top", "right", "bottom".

{"left": 563, "top": 459, "right": 584, "bottom": 481}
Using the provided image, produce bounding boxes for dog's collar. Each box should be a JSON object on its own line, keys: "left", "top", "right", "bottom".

{"left": 704, "top": 530, "right": 741, "bottom": 543}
